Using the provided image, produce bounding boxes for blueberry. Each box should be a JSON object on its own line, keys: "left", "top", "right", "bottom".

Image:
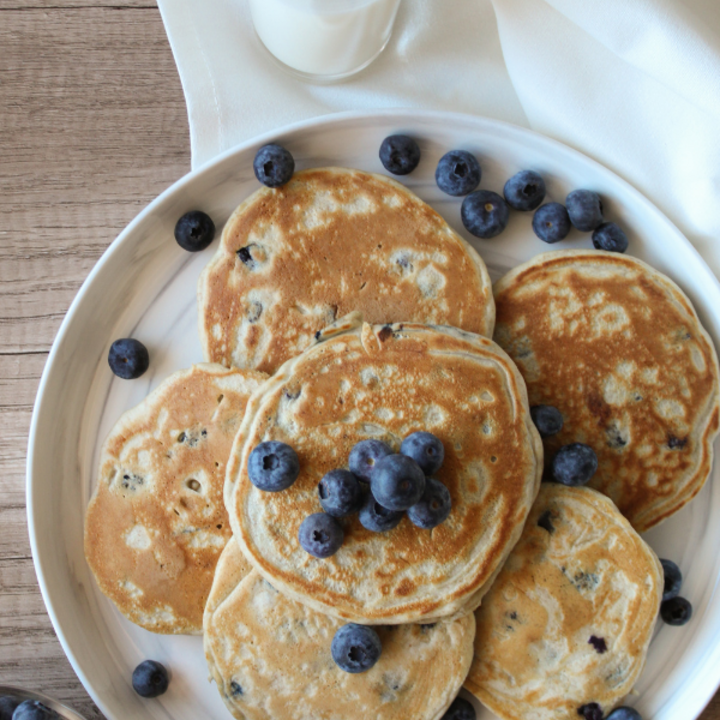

{"left": 435, "top": 150, "right": 481, "bottom": 196}
{"left": 331, "top": 623, "right": 382, "bottom": 673}
{"left": 173, "top": 210, "right": 215, "bottom": 252}
{"left": 461, "top": 190, "right": 510, "bottom": 239}
{"left": 441, "top": 696, "right": 477, "bottom": 720}
{"left": 318, "top": 469, "right": 363, "bottom": 517}
{"left": 0, "top": 695, "right": 20, "bottom": 720}
{"left": 532, "top": 203, "right": 571, "bottom": 243}
{"left": 400, "top": 431, "right": 445, "bottom": 475}
{"left": 349, "top": 439, "right": 393, "bottom": 483}
{"left": 566, "top": 189, "right": 604, "bottom": 231}
{"left": 578, "top": 704, "right": 603, "bottom": 720}
{"left": 371, "top": 454, "right": 426, "bottom": 511}
{"left": 11, "top": 701, "right": 60, "bottom": 720}
{"left": 660, "top": 559, "right": 683, "bottom": 602}
{"left": 530, "top": 405, "right": 564, "bottom": 437}
{"left": 379, "top": 135, "right": 421, "bottom": 175}
{"left": 253, "top": 144, "right": 294, "bottom": 188}
{"left": 132, "top": 659, "right": 169, "bottom": 698}
{"left": 606, "top": 707, "right": 642, "bottom": 720}
{"left": 592, "top": 222, "right": 628, "bottom": 253}
{"left": 552, "top": 443, "right": 598, "bottom": 486}
{"left": 299, "top": 512, "right": 344, "bottom": 558}
{"left": 660, "top": 596, "right": 692, "bottom": 625}
{"left": 407, "top": 478, "right": 452, "bottom": 529}
{"left": 247, "top": 441, "right": 300, "bottom": 492}
{"left": 358, "top": 492, "right": 403, "bottom": 533}
{"left": 108, "top": 338, "right": 149, "bottom": 380}
{"left": 504, "top": 170, "right": 546, "bottom": 211}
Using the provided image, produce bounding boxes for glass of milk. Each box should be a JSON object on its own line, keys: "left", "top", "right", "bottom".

{"left": 248, "top": 0, "right": 403, "bottom": 81}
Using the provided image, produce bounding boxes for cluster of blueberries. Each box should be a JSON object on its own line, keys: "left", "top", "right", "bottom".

{"left": 378, "top": 134, "right": 627, "bottom": 252}
{"left": 248, "top": 431, "right": 452, "bottom": 559}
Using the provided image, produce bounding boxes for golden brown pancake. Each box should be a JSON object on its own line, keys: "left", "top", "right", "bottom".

{"left": 198, "top": 167, "right": 495, "bottom": 374}
{"left": 204, "top": 538, "right": 476, "bottom": 720}
{"left": 226, "top": 314, "right": 543, "bottom": 625}
{"left": 465, "top": 484, "right": 662, "bottom": 720}
{"left": 84, "top": 363, "right": 266, "bottom": 633}
{"left": 493, "top": 249, "right": 720, "bottom": 532}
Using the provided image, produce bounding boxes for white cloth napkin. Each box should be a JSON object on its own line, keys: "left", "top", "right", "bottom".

{"left": 157, "top": 0, "right": 720, "bottom": 278}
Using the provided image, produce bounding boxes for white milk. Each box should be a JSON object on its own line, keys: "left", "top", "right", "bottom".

{"left": 249, "top": 0, "right": 402, "bottom": 79}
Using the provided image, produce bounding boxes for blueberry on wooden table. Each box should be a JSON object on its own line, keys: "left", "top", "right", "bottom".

{"left": 253, "top": 143, "right": 295, "bottom": 187}
{"left": 379, "top": 134, "right": 421, "bottom": 175}
{"left": 11, "top": 701, "right": 61, "bottom": 719}
{"left": 108, "top": 338, "right": 149, "bottom": 380}
{"left": 299, "top": 512, "right": 344, "bottom": 558}
{"left": 504, "top": 170, "right": 546, "bottom": 211}
{"left": 566, "top": 189, "right": 604, "bottom": 231}
{"left": 407, "top": 477, "right": 452, "bottom": 529}
{"left": 660, "top": 596, "right": 692, "bottom": 625}
{"left": 551, "top": 443, "right": 598, "bottom": 486}
{"left": 435, "top": 150, "right": 481, "bottom": 196}
{"left": 318, "top": 469, "right": 363, "bottom": 517}
{"left": 358, "top": 492, "right": 403, "bottom": 533}
{"left": 461, "top": 190, "right": 510, "bottom": 239}
{"left": 530, "top": 405, "right": 563, "bottom": 437}
{"left": 248, "top": 441, "right": 300, "bottom": 491}
{"left": 174, "top": 210, "right": 215, "bottom": 252}
{"left": 660, "top": 558, "right": 683, "bottom": 602}
{"left": 132, "top": 660, "right": 169, "bottom": 698}
{"left": 331, "top": 624, "right": 382, "bottom": 673}
{"left": 401, "top": 431, "right": 445, "bottom": 475}
{"left": 592, "top": 222, "right": 629, "bottom": 253}
{"left": 441, "top": 696, "right": 477, "bottom": 720}
{"left": 371, "top": 454, "right": 426, "bottom": 511}
{"left": 349, "top": 439, "right": 393, "bottom": 483}
{"left": 532, "top": 202, "right": 571, "bottom": 243}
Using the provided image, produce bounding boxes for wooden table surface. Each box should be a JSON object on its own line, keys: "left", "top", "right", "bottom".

{"left": 1, "top": 2, "right": 719, "bottom": 719}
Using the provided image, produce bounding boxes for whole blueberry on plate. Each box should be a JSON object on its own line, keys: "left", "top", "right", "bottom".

{"left": 532, "top": 203, "right": 571, "bottom": 243}
{"left": 379, "top": 134, "right": 421, "bottom": 175}
{"left": 0, "top": 695, "right": 20, "bottom": 720}
{"left": 371, "top": 454, "right": 426, "bottom": 511}
{"left": 349, "top": 439, "right": 393, "bottom": 483}
{"left": 566, "top": 189, "right": 604, "bottom": 231}
{"left": 435, "top": 150, "right": 481, "bottom": 196}
{"left": 592, "top": 222, "right": 628, "bottom": 253}
{"left": 606, "top": 708, "right": 642, "bottom": 720}
{"left": 660, "top": 596, "right": 692, "bottom": 625}
{"left": 552, "top": 443, "right": 598, "bottom": 486}
{"left": 407, "top": 477, "right": 452, "bottom": 529}
{"left": 441, "top": 696, "right": 477, "bottom": 720}
{"left": 358, "top": 493, "right": 403, "bottom": 533}
{"left": 12, "top": 701, "right": 60, "bottom": 720}
{"left": 299, "top": 512, "right": 344, "bottom": 558}
{"left": 660, "top": 559, "right": 683, "bottom": 602}
{"left": 504, "top": 170, "right": 546, "bottom": 211}
{"left": 253, "top": 143, "right": 295, "bottom": 187}
{"left": 318, "top": 469, "right": 363, "bottom": 517}
{"left": 461, "top": 190, "right": 510, "bottom": 239}
{"left": 174, "top": 210, "right": 215, "bottom": 252}
{"left": 108, "top": 338, "right": 149, "bottom": 380}
{"left": 248, "top": 441, "right": 300, "bottom": 491}
{"left": 331, "top": 623, "right": 382, "bottom": 673}
{"left": 530, "top": 405, "right": 563, "bottom": 437}
{"left": 132, "top": 659, "right": 169, "bottom": 698}
{"left": 400, "top": 431, "right": 445, "bottom": 475}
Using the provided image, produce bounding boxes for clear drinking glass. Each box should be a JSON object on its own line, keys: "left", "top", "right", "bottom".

{"left": 248, "top": 0, "right": 403, "bottom": 82}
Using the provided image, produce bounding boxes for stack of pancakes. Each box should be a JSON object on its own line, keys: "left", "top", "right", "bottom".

{"left": 84, "top": 168, "right": 720, "bottom": 720}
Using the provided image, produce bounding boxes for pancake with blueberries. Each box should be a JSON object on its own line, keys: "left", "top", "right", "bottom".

{"left": 198, "top": 167, "right": 495, "bottom": 374}
{"left": 493, "top": 249, "right": 720, "bottom": 532}
{"left": 84, "top": 363, "right": 267, "bottom": 634}
{"left": 204, "top": 538, "right": 475, "bottom": 720}
{"left": 225, "top": 313, "right": 543, "bottom": 625}
{"left": 464, "top": 483, "right": 662, "bottom": 720}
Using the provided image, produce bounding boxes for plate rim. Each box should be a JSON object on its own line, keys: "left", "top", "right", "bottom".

{"left": 26, "top": 107, "right": 720, "bottom": 720}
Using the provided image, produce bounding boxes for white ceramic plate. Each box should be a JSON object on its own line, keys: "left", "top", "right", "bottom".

{"left": 27, "top": 110, "right": 720, "bottom": 720}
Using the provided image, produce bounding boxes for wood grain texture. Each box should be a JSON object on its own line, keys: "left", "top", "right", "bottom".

{"left": 1, "top": 2, "right": 720, "bottom": 720}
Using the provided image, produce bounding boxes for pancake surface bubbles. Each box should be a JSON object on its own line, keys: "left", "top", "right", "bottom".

{"left": 198, "top": 167, "right": 495, "bottom": 374}
{"left": 204, "top": 539, "right": 476, "bottom": 720}
{"left": 464, "top": 484, "right": 662, "bottom": 720}
{"left": 494, "top": 249, "right": 720, "bottom": 532}
{"left": 226, "top": 316, "right": 543, "bottom": 624}
{"left": 84, "top": 363, "right": 266, "bottom": 634}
